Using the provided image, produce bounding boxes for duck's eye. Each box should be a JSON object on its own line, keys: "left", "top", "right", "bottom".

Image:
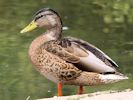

{"left": 40, "top": 15, "right": 44, "bottom": 17}
{"left": 38, "top": 15, "right": 44, "bottom": 19}
{"left": 35, "top": 15, "right": 44, "bottom": 21}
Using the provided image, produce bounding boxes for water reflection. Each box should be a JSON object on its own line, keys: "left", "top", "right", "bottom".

{"left": 0, "top": 0, "right": 133, "bottom": 100}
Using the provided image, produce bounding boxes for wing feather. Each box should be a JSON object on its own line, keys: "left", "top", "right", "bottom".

{"left": 43, "top": 37, "right": 118, "bottom": 73}
{"left": 65, "top": 37, "right": 119, "bottom": 68}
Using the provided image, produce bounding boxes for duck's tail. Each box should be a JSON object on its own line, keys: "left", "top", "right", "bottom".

{"left": 99, "top": 72, "right": 128, "bottom": 84}
{"left": 64, "top": 72, "right": 128, "bottom": 86}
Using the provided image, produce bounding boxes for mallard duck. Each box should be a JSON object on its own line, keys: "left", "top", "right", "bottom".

{"left": 20, "top": 8, "right": 128, "bottom": 96}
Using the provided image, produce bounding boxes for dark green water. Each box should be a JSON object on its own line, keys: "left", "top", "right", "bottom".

{"left": 0, "top": 0, "right": 133, "bottom": 100}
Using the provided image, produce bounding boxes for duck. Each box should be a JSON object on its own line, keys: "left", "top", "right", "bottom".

{"left": 20, "top": 8, "right": 128, "bottom": 96}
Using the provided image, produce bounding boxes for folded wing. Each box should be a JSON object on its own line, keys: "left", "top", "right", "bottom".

{"left": 43, "top": 37, "right": 118, "bottom": 73}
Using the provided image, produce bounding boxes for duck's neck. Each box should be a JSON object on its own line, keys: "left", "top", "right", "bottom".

{"left": 47, "top": 24, "right": 62, "bottom": 39}
{"left": 29, "top": 26, "right": 62, "bottom": 56}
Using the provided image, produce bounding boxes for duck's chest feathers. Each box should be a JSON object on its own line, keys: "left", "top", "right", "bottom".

{"left": 29, "top": 45, "right": 61, "bottom": 82}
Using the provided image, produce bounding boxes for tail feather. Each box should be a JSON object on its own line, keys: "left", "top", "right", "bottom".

{"left": 100, "top": 73, "right": 128, "bottom": 84}
{"left": 63, "top": 72, "right": 128, "bottom": 86}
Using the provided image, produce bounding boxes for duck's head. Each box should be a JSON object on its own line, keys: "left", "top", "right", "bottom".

{"left": 20, "top": 8, "right": 62, "bottom": 33}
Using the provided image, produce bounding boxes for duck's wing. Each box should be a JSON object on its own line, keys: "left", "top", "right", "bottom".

{"left": 43, "top": 37, "right": 118, "bottom": 73}
{"left": 66, "top": 37, "right": 119, "bottom": 68}
{"left": 43, "top": 39, "right": 80, "bottom": 63}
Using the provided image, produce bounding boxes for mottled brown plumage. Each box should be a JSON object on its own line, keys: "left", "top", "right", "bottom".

{"left": 34, "top": 44, "right": 81, "bottom": 83}
{"left": 21, "top": 8, "right": 128, "bottom": 96}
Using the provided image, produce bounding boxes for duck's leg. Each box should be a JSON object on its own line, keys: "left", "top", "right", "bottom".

{"left": 57, "top": 83, "right": 63, "bottom": 96}
{"left": 78, "top": 85, "right": 84, "bottom": 95}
